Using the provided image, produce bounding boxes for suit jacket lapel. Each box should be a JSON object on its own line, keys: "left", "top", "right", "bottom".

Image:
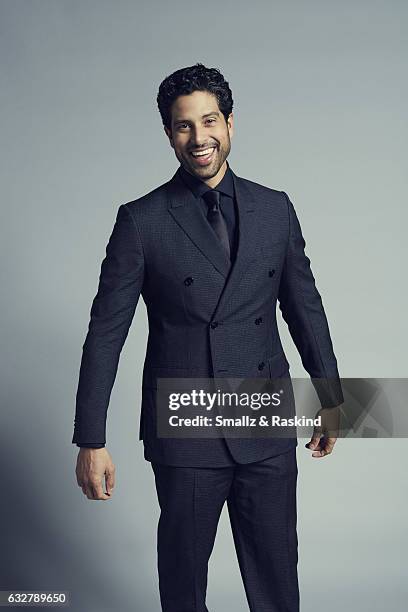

{"left": 212, "top": 169, "right": 259, "bottom": 317}
{"left": 166, "top": 166, "right": 260, "bottom": 315}
{"left": 167, "top": 168, "right": 231, "bottom": 278}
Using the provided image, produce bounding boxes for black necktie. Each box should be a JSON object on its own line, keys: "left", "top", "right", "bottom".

{"left": 202, "top": 189, "right": 231, "bottom": 259}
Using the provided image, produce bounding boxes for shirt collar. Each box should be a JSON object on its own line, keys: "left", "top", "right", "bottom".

{"left": 178, "top": 159, "right": 235, "bottom": 199}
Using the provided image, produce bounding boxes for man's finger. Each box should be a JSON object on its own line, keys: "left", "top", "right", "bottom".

{"left": 323, "top": 437, "right": 337, "bottom": 454}
{"left": 311, "top": 436, "right": 337, "bottom": 458}
{"left": 310, "top": 437, "right": 326, "bottom": 458}
{"left": 305, "top": 434, "right": 323, "bottom": 451}
{"left": 91, "top": 482, "right": 111, "bottom": 500}
{"left": 81, "top": 481, "right": 110, "bottom": 500}
{"left": 105, "top": 469, "right": 115, "bottom": 496}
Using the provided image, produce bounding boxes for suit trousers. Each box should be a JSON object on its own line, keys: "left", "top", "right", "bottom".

{"left": 151, "top": 448, "right": 299, "bottom": 612}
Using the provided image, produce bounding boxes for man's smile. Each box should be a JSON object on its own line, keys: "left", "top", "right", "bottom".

{"left": 189, "top": 146, "right": 217, "bottom": 165}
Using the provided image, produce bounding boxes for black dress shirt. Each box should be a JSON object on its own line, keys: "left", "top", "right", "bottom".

{"left": 77, "top": 161, "right": 238, "bottom": 449}
{"left": 178, "top": 160, "right": 238, "bottom": 261}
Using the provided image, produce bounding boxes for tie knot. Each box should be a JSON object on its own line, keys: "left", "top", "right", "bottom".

{"left": 203, "top": 189, "right": 221, "bottom": 212}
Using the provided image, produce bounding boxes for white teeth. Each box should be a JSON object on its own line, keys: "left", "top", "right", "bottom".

{"left": 191, "top": 147, "right": 215, "bottom": 157}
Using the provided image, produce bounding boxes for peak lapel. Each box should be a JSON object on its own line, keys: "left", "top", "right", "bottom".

{"left": 165, "top": 167, "right": 260, "bottom": 316}
{"left": 211, "top": 169, "right": 260, "bottom": 318}
{"left": 166, "top": 169, "right": 231, "bottom": 278}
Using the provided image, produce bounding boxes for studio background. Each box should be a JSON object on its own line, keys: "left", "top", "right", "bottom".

{"left": 1, "top": 1, "right": 407, "bottom": 611}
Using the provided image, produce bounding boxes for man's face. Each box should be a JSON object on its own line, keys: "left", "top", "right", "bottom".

{"left": 164, "top": 90, "right": 233, "bottom": 184}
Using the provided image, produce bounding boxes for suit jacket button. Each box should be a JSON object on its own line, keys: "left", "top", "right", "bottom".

{"left": 258, "top": 361, "right": 265, "bottom": 370}
{"left": 255, "top": 317, "right": 263, "bottom": 325}
{"left": 184, "top": 276, "right": 194, "bottom": 286}
{"left": 210, "top": 321, "right": 218, "bottom": 329}
{"left": 268, "top": 269, "right": 275, "bottom": 277}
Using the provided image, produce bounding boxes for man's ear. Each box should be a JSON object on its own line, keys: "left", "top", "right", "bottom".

{"left": 164, "top": 126, "right": 174, "bottom": 149}
{"left": 227, "top": 112, "right": 234, "bottom": 138}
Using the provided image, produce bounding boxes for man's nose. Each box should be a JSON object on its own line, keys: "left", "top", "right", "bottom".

{"left": 190, "top": 125, "right": 207, "bottom": 146}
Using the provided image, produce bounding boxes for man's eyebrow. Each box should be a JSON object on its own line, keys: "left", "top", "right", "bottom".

{"left": 174, "top": 111, "right": 220, "bottom": 125}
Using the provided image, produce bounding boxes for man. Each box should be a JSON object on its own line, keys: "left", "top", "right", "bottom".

{"left": 73, "top": 63, "right": 344, "bottom": 612}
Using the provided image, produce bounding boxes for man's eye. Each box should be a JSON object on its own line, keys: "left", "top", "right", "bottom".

{"left": 177, "top": 119, "right": 215, "bottom": 130}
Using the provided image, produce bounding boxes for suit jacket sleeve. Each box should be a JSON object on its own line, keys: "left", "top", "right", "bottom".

{"left": 72, "top": 203, "right": 145, "bottom": 445}
{"left": 278, "top": 191, "right": 344, "bottom": 409}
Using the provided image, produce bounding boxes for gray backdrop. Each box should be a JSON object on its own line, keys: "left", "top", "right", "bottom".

{"left": 1, "top": 1, "right": 407, "bottom": 610}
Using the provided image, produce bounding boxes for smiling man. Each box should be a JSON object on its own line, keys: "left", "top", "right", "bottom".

{"left": 73, "top": 63, "right": 344, "bottom": 612}
{"left": 167, "top": 89, "right": 232, "bottom": 187}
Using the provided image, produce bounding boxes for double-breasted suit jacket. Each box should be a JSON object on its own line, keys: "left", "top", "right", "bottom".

{"left": 72, "top": 164, "right": 344, "bottom": 466}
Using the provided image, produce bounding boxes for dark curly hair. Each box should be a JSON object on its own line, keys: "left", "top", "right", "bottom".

{"left": 157, "top": 62, "right": 234, "bottom": 131}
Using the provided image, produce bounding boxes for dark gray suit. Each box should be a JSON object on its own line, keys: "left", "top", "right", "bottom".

{"left": 72, "top": 163, "right": 343, "bottom": 464}
{"left": 72, "top": 163, "right": 343, "bottom": 611}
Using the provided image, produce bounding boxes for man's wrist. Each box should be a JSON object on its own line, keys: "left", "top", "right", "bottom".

{"left": 76, "top": 443, "right": 105, "bottom": 449}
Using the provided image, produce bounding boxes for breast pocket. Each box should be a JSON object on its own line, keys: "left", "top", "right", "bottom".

{"left": 258, "top": 245, "right": 285, "bottom": 287}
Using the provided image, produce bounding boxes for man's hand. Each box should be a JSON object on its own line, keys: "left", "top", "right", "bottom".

{"left": 305, "top": 406, "right": 341, "bottom": 459}
{"left": 75, "top": 448, "right": 115, "bottom": 500}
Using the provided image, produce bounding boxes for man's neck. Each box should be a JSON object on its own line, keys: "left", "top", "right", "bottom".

{"left": 184, "top": 160, "right": 228, "bottom": 189}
